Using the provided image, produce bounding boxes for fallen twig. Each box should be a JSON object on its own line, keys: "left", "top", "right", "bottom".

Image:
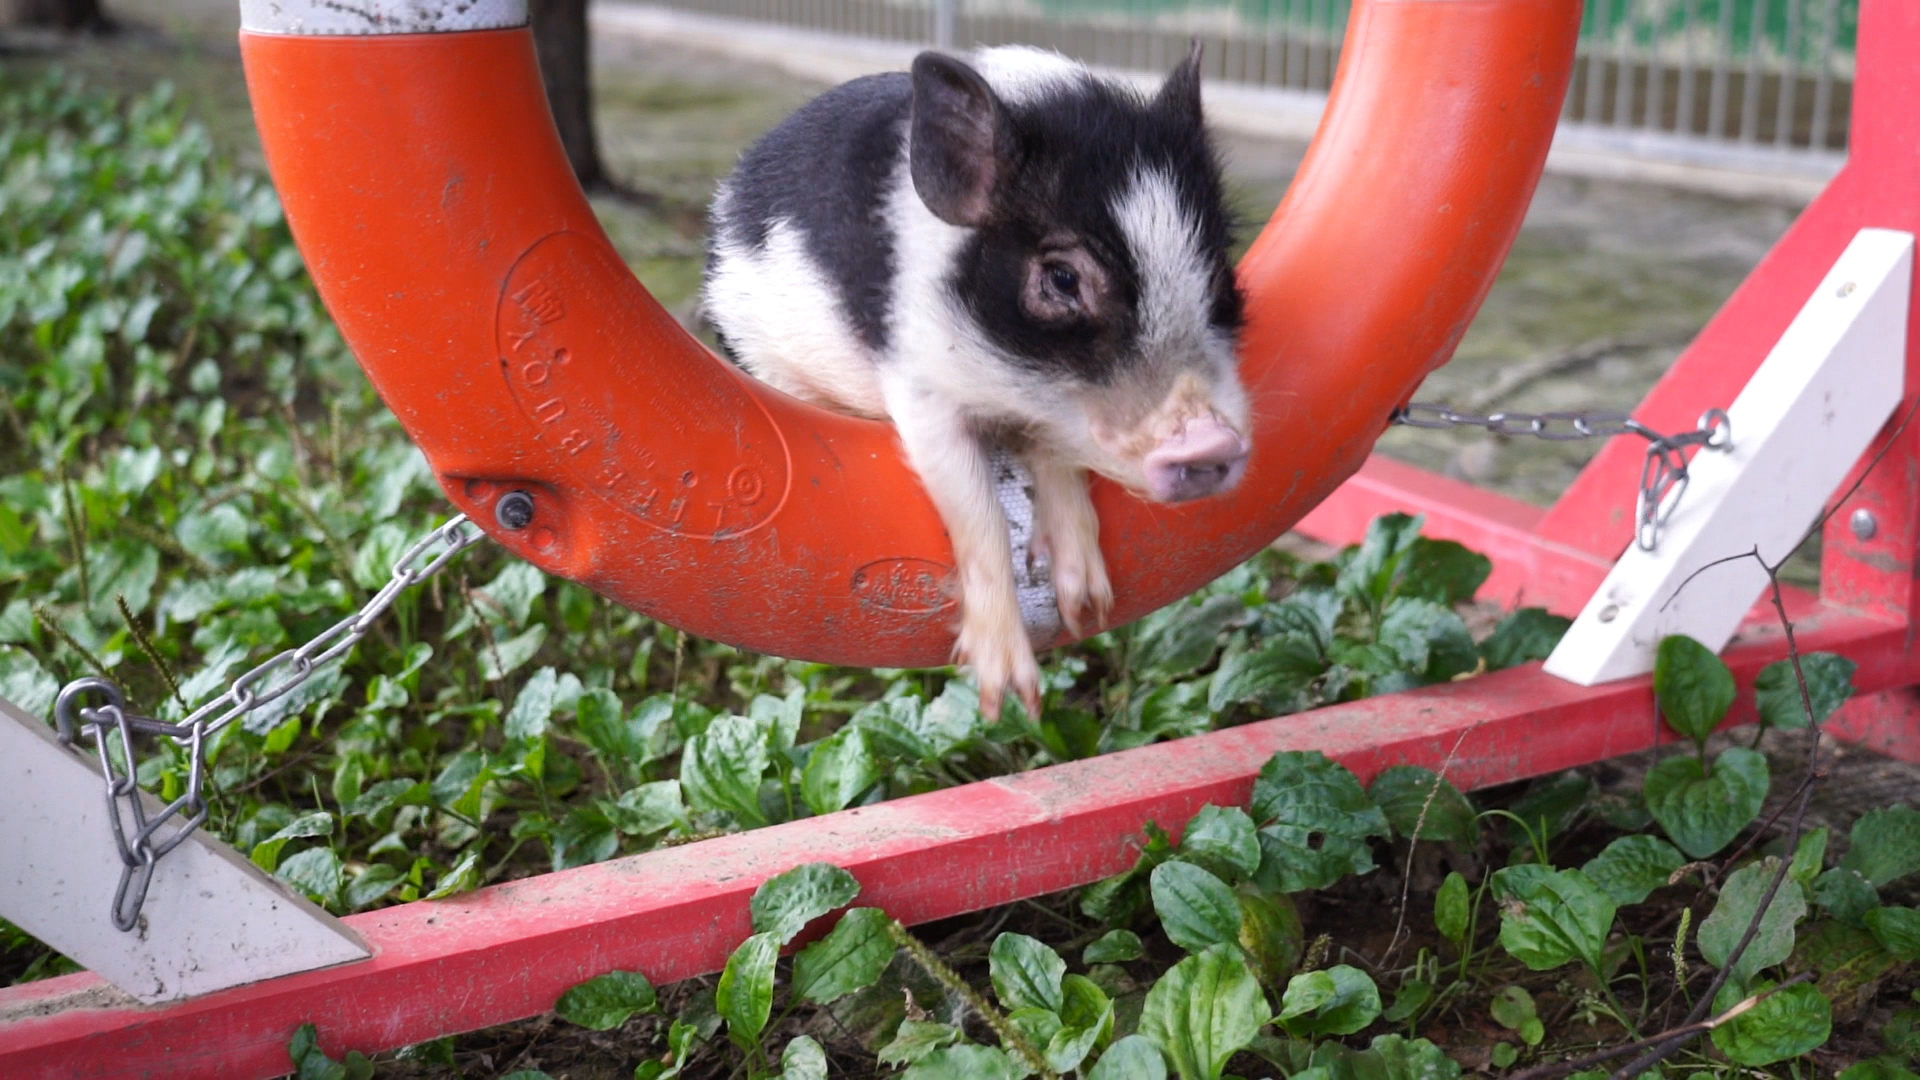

{"left": 1509, "top": 972, "right": 1815, "bottom": 1080}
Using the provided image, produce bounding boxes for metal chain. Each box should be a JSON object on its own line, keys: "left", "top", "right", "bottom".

{"left": 53, "top": 513, "right": 485, "bottom": 931}
{"left": 1393, "top": 404, "right": 1733, "bottom": 551}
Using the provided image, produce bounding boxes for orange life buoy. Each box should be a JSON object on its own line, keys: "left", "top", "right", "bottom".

{"left": 238, "top": 0, "right": 1578, "bottom": 667}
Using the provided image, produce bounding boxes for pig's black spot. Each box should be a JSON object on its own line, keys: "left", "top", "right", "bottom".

{"left": 711, "top": 73, "right": 910, "bottom": 353}
{"left": 948, "top": 76, "right": 1243, "bottom": 385}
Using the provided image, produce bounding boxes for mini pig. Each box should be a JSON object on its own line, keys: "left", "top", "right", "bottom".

{"left": 703, "top": 43, "right": 1251, "bottom": 718}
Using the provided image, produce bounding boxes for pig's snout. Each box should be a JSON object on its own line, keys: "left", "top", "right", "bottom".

{"left": 1143, "top": 418, "right": 1249, "bottom": 502}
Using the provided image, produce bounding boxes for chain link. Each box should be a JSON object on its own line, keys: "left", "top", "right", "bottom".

{"left": 53, "top": 513, "right": 485, "bottom": 931}
{"left": 1393, "top": 403, "right": 1733, "bottom": 552}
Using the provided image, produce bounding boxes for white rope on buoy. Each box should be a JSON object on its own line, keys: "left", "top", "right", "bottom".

{"left": 240, "top": 0, "right": 527, "bottom": 35}
{"left": 987, "top": 444, "right": 1064, "bottom": 645}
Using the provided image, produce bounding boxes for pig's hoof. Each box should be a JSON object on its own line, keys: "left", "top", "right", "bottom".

{"left": 958, "top": 614, "right": 1042, "bottom": 721}
{"left": 1041, "top": 526, "right": 1112, "bottom": 639}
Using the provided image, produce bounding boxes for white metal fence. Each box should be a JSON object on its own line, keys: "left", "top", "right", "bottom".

{"left": 645, "top": 0, "right": 1855, "bottom": 156}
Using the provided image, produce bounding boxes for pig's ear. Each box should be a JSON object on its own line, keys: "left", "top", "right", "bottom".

{"left": 910, "top": 52, "right": 1007, "bottom": 227}
{"left": 1156, "top": 38, "right": 1205, "bottom": 126}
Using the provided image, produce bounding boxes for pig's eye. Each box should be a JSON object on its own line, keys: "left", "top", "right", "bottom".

{"left": 1022, "top": 248, "right": 1104, "bottom": 324}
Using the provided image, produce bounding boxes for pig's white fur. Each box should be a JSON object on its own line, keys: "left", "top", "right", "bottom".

{"left": 705, "top": 46, "right": 1242, "bottom": 716}
{"left": 703, "top": 214, "right": 887, "bottom": 417}
{"left": 1116, "top": 168, "right": 1246, "bottom": 416}
{"left": 972, "top": 45, "right": 1086, "bottom": 104}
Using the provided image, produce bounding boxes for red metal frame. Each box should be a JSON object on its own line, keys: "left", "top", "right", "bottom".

{"left": 5, "top": 2, "right": 1919, "bottom": 1077}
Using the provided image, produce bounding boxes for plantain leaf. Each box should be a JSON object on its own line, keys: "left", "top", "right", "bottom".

{"left": 792, "top": 908, "right": 895, "bottom": 1004}
{"left": 1698, "top": 859, "right": 1807, "bottom": 986}
{"left": 1752, "top": 653, "right": 1856, "bottom": 730}
{"left": 1653, "top": 635, "right": 1735, "bottom": 745}
{"left": 716, "top": 932, "right": 779, "bottom": 1050}
{"left": 680, "top": 715, "right": 769, "bottom": 828}
{"left": 1087, "top": 1036, "right": 1169, "bottom": 1080}
{"left": 751, "top": 862, "right": 861, "bottom": 945}
{"left": 1479, "top": 608, "right": 1571, "bottom": 671}
{"left": 1152, "top": 861, "right": 1243, "bottom": 953}
{"left": 1842, "top": 805, "right": 1920, "bottom": 888}
{"left": 1369, "top": 766, "right": 1477, "bottom": 845}
{"left": 555, "top": 970, "right": 657, "bottom": 1031}
{"left": 1644, "top": 747, "right": 1769, "bottom": 858}
{"left": 1278, "top": 965, "right": 1381, "bottom": 1037}
{"left": 1178, "top": 804, "right": 1261, "bottom": 882}
{"left": 800, "top": 726, "right": 879, "bottom": 815}
{"left": 1709, "top": 980, "right": 1832, "bottom": 1066}
{"left": 1582, "top": 835, "right": 1686, "bottom": 906}
{"left": 1084, "top": 929, "right": 1145, "bottom": 965}
{"left": 1250, "top": 751, "right": 1390, "bottom": 893}
{"left": 1496, "top": 868, "right": 1616, "bottom": 974}
{"left": 1140, "top": 944, "right": 1268, "bottom": 1080}
{"left": 1434, "top": 871, "right": 1470, "bottom": 945}
{"left": 1811, "top": 867, "right": 1881, "bottom": 927}
{"left": 990, "top": 932, "right": 1066, "bottom": 1014}
{"left": 901, "top": 1045, "right": 1028, "bottom": 1080}
{"left": 1236, "top": 886, "right": 1305, "bottom": 989}
{"left": 877, "top": 1021, "right": 960, "bottom": 1067}
{"left": 1865, "top": 906, "right": 1920, "bottom": 962}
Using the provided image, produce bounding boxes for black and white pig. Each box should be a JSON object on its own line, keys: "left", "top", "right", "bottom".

{"left": 703, "top": 43, "right": 1252, "bottom": 719}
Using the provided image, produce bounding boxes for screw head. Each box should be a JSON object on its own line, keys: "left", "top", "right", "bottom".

{"left": 1598, "top": 604, "right": 1619, "bottom": 623}
{"left": 496, "top": 490, "right": 536, "bottom": 531}
{"left": 1850, "top": 507, "right": 1878, "bottom": 541}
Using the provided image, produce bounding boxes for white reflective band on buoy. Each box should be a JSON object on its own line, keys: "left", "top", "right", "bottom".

{"left": 239, "top": 0, "right": 527, "bottom": 34}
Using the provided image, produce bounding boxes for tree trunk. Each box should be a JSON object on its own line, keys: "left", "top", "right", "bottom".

{"left": 11, "top": 0, "right": 112, "bottom": 32}
{"left": 528, "top": 0, "right": 608, "bottom": 191}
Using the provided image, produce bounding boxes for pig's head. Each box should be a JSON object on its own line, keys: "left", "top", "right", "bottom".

{"left": 908, "top": 44, "right": 1250, "bottom": 504}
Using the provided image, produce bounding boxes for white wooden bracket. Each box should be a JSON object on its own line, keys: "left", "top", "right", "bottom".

{"left": 1545, "top": 227, "right": 1913, "bottom": 686}
{"left": 0, "top": 694, "right": 369, "bottom": 1003}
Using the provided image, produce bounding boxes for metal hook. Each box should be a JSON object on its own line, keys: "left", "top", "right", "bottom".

{"left": 53, "top": 676, "right": 126, "bottom": 745}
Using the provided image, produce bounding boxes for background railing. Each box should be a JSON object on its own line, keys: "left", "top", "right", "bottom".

{"left": 644, "top": 0, "right": 1855, "bottom": 156}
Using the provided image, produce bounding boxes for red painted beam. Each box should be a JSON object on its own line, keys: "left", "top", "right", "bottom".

{"left": 3, "top": 603, "right": 1911, "bottom": 1080}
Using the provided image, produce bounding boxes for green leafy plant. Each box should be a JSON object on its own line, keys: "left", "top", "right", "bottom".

{"left": 1251, "top": 751, "right": 1392, "bottom": 893}
{"left": 1141, "top": 944, "right": 1270, "bottom": 1080}
{"left": 1490, "top": 984, "right": 1545, "bottom": 1047}
{"left": 288, "top": 1023, "right": 373, "bottom": 1080}
{"left": 555, "top": 970, "right": 659, "bottom": 1031}
{"left": 1581, "top": 834, "right": 1686, "bottom": 906}
{"left": 1710, "top": 979, "right": 1832, "bottom": 1066}
{"left": 1493, "top": 866, "right": 1616, "bottom": 977}
{"left": 1647, "top": 634, "right": 1771, "bottom": 858}
{"left": 1653, "top": 634, "right": 1737, "bottom": 754}
{"left": 1277, "top": 965, "right": 1382, "bottom": 1038}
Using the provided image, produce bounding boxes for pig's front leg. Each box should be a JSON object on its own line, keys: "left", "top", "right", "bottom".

{"left": 882, "top": 378, "right": 1041, "bottom": 719}
{"left": 1028, "top": 455, "right": 1112, "bottom": 638}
